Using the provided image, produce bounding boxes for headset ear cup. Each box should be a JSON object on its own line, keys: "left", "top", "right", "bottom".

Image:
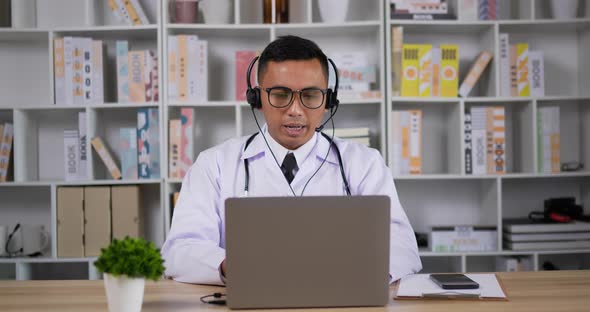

{"left": 247, "top": 87, "right": 262, "bottom": 109}
{"left": 325, "top": 89, "right": 333, "bottom": 110}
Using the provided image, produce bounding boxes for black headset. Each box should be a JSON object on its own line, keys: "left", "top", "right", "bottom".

{"left": 242, "top": 55, "right": 351, "bottom": 196}
{"left": 246, "top": 56, "right": 340, "bottom": 110}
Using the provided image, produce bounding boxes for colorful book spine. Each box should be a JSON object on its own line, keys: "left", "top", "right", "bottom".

{"left": 150, "top": 51, "right": 159, "bottom": 101}
{"left": 440, "top": 44, "right": 459, "bottom": 97}
{"left": 471, "top": 106, "right": 487, "bottom": 175}
{"left": 91, "top": 136, "right": 122, "bottom": 180}
{"left": 137, "top": 108, "right": 150, "bottom": 178}
{"left": 179, "top": 107, "right": 194, "bottom": 178}
{"left": 145, "top": 50, "right": 154, "bottom": 102}
{"left": 82, "top": 37, "right": 93, "bottom": 105}
{"left": 119, "top": 127, "right": 138, "bottom": 179}
{"left": 486, "top": 107, "right": 494, "bottom": 174}
{"left": 492, "top": 106, "right": 505, "bottom": 174}
{"left": 401, "top": 44, "right": 420, "bottom": 97}
{"left": 529, "top": 51, "right": 545, "bottom": 97}
{"left": 78, "top": 112, "right": 87, "bottom": 180}
{"left": 148, "top": 108, "right": 160, "bottom": 179}
{"left": 116, "top": 40, "right": 130, "bottom": 102}
{"left": 114, "top": 0, "right": 133, "bottom": 25}
{"left": 92, "top": 40, "right": 104, "bottom": 104}
{"left": 499, "top": 33, "right": 511, "bottom": 97}
{"left": 0, "top": 123, "right": 13, "bottom": 182}
{"left": 391, "top": 26, "right": 403, "bottom": 97}
{"left": 129, "top": 0, "right": 149, "bottom": 24}
{"left": 64, "top": 130, "right": 80, "bottom": 181}
{"left": 409, "top": 110, "right": 422, "bottom": 174}
{"left": 54, "top": 38, "right": 66, "bottom": 105}
{"left": 516, "top": 43, "right": 530, "bottom": 97}
{"left": 168, "top": 36, "right": 178, "bottom": 101}
{"left": 107, "top": 0, "right": 124, "bottom": 22}
{"left": 236, "top": 51, "right": 258, "bottom": 101}
{"left": 168, "top": 119, "right": 181, "bottom": 178}
{"left": 129, "top": 50, "right": 146, "bottom": 102}
{"left": 72, "top": 38, "right": 85, "bottom": 105}
{"left": 510, "top": 44, "right": 518, "bottom": 96}
{"left": 391, "top": 111, "right": 402, "bottom": 175}
{"left": 478, "top": 0, "right": 498, "bottom": 20}
{"left": 177, "top": 35, "right": 188, "bottom": 102}
{"left": 537, "top": 107, "right": 560, "bottom": 173}
{"left": 464, "top": 111, "right": 472, "bottom": 174}
{"left": 418, "top": 44, "right": 433, "bottom": 97}
{"left": 458, "top": 50, "right": 493, "bottom": 97}
{"left": 122, "top": 0, "right": 144, "bottom": 25}
{"left": 63, "top": 37, "right": 74, "bottom": 105}
{"left": 431, "top": 47, "right": 441, "bottom": 97}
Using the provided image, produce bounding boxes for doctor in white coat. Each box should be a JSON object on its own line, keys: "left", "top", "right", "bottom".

{"left": 161, "top": 35, "right": 422, "bottom": 285}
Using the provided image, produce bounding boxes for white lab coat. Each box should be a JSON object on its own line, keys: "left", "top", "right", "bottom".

{"left": 161, "top": 129, "right": 422, "bottom": 285}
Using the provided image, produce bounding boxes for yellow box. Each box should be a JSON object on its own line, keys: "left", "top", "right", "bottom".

{"left": 401, "top": 44, "right": 420, "bottom": 97}
{"left": 440, "top": 44, "right": 459, "bottom": 97}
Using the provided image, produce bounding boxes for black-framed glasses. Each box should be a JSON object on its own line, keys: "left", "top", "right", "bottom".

{"left": 263, "top": 86, "right": 327, "bottom": 109}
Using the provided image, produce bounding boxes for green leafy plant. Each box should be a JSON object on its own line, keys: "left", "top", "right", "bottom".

{"left": 94, "top": 237, "right": 165, "bottom": 281}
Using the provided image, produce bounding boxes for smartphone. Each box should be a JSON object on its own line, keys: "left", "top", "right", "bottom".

{"left": 429, "top": 274, "right": 479, "bottom": 290}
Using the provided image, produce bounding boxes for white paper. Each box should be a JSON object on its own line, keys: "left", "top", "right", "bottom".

{"left": 397, "top": 273, "right": 507, "bottom": 298}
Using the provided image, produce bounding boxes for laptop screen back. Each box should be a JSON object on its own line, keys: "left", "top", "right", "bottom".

{"left": 225, "top": 195, "right": 390, "bottom": 309}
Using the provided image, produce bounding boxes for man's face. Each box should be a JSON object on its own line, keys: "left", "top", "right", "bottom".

{"left": 258, "top": 59, "right": 328, "bottom": 150}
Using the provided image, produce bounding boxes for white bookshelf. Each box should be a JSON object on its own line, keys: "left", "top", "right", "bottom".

{"left": 0, "top": 0, "right": 588, "bottom": 280}
{"left": 386, "top": 0, "right": 590, "bottom": 274}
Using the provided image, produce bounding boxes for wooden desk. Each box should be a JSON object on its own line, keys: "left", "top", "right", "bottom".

{"left": 0, "top": 270, "right": 589, "bottom": 311}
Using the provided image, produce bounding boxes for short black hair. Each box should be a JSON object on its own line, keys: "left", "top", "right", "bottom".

{"left": 257, "top": 35, "right": 329, "bottom": 84}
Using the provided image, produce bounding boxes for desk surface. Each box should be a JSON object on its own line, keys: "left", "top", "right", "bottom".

{"left": 0, "top": 270, "right": 589, "bottom": 312}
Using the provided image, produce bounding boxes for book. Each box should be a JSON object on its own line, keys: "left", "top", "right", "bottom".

{"left": 114, "top": 0, "right": 133, "bottom": 25}
{"left": 137, "top": 108, "right": 160, "bottom": 179}
{"left": 390, "top": 13, "right": 456, "bottom": 20}
{"left": 129, "top": 50, "right": 147, "bottom": 102}
{"left": 324, "top": 127, "right": 370, "bottom": 138}
{"left": 179, "top": 108, "right": 194, "bottom": 178}
{"left": 72, "top": 37, "right": 85, "bottom": 105}
{"left": 168, "top": 36, "right": 178, "bottom": 100}
{"left": 64, "top": 37, "right": 75, "bottom": 105}
{"left": 82, "top": 37, "right": 93, "bottom": 105}
{"left": 431, "top": 47, "right": 441, "bottom": 97}
{"left": 440, "top": 44, "right": 459, "bottom": 97}
{"left": 459, "top": 0, "right": 478, "bottom": 20}
{"left": 491, "top": 106, "right": 505, "bottom": 174}
{"left": 54, "top": 38, "right": 66, "bottom": 105}
{"left": 503, "top": 218, "right": 590, "bottom": 233}
{"left": 509, "top": 44, "right": 518, "bottom": 96}
{"left": 391, "top": 26, "right": 403, "bottom": 97}
{"left": 529, "top": 50, "right": 545, "bottom": 97}
{"left": 331, "top": 51, "right": 375, "bottom": 99}
{"left": 499, "top": 33, "right": 511, "bottom": 97}
{"left": 57, "top": 187, "right": 85, "bottom": 257}
{"left": 431, "top": 225, "right": 498, "bottom": 252}
{"left": 91, "top": 136, "right": 122, "bottom": 180}
{"left": 145, "top": 50, "right": 158, "bottom": 101}
{"left": 409, "top": 110, "right": 422, "bottom": 174}
{"left": 195, "top": 39, "right": 209, "bottom": 102}
{"left": 478, "top": 0, "right": 498, "bottom": 20}
{"left": 124, "top": 0, "right": 149, "bottom": 25}
{"left": 116, "top": 40, "right": 130, "bottom": 102}
{"left": 92, "top": 40, "right": 104, "bottom": 104}
{"left": 148, "top": 108, "right": 160, "bottom": 179}
{"left": 169, "top": 119, "right": 181, "bottom": 178}
{"left": 63, "top": 130, "right": 80, "bottom": 181}
{"left": 236, "top": 51, "right": 258, "bottom": 101}
{"left": 504, "top": 231, "right": 590, "bottom": 242}
{"left": 0, "top": 123, "right": 13, "bottom": 182}
{"left": 516, "top": 43, "right": 530, "bottom": 96}
{"left": 458, "top": 50, "right": 493, "bottom": 97}
{"left": 177, "top": 35, "right": 189, "bottom": 101}
{"left": 78, "top": 112, "right": 88, "bottom": 180}
{"left": 470, "top": 106, "right": 487, "bottom": 175}
{"left": 418, "top": 44, "right": 433, "bottom": 97}
{"left": 119, "top": 127, "right": 138, "bottom": 180}
{"left": 401, "top": 44, "right": 420, "bottom": 96}
{"left": 504, "top": 239, "right": 590, "bottom": 251}
{"left": 391, "top": 0, "right": 449, "bottom": 14}
{"left": 464, "top": 111, "right": 472, "bottom": 174}
{"left": 537, "top": 106, "right": 560, "bottom": 173}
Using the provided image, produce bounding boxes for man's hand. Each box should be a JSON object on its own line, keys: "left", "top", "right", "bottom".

{"left": 221, "top": 259, "right": 227, "bottom": 277}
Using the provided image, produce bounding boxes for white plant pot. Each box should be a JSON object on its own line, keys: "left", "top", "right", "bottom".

{"left": 318, "top": 0, "right": 349, "bottom": 23}
{"left": 103, "top": 273, "right": 145, "bottom": 312}
{"left": 201, "top": 0, "right": 233, "bottom": 24}
{"left": 550, "top": 0, "right": 579, "bottom": 19}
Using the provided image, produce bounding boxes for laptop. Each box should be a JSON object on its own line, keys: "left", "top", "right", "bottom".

{"left": 224, "top": 195, "right": 390, "bottom": 309}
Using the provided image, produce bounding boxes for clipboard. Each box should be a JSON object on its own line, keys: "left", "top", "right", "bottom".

{"left": 393, "top": 273, "right": 509, "bottom": 301}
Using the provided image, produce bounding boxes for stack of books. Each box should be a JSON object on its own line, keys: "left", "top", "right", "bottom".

{"left": 167, "top": 35, "right": 208, "bottom": 102}
{"left": 323, "top": 127, "right": 371, "bottom": 147}
{"left": 498, "top": 34, "right": 545, "bottom": 97}
{"left": 464, "top": 106, "right": 505, "bottom": 175}
{"left": 390, "top": 0, "right": 455, "bottom": 20}
{"left": 503, "top": 218, "right": 590, "bottom": 250}
{"left": 116, "top": 40, "right": 159, "bottom": 103}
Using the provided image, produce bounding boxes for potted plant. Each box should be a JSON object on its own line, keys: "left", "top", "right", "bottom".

{"left": 94, "top": 237, "right": 165, "bottom": 312}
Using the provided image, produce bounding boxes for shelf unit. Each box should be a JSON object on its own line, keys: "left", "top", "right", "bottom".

{"left": 385, "top": 0, "right": 590, "bottom": 273}
{"left": 0, "top": 0, "right": 589, "bottom": 280}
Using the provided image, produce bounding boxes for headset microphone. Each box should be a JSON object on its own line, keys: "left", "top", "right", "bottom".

{"left": 315, "top": 104, "right": 339, "bottom": 132}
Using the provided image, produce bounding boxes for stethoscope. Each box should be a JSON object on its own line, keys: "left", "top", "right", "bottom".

{"left": 242, "top": 132, "right": 351, "bottom": 197}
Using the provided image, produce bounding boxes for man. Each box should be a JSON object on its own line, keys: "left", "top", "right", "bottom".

{"left": 161, "top": 35, "right": 422, "bottom": 285}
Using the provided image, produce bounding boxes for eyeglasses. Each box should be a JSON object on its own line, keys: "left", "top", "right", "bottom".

{"left": 263, "top": 86, "right": 327, "bottom": 109}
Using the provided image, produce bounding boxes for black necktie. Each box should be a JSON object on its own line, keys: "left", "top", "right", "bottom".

{"left": 281, "top": 153, "right": 298, "bottom": 184}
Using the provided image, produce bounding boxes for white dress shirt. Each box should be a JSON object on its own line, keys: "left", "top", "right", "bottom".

{"left": 161, "top": 126, "right": 422, "bottom": 285}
